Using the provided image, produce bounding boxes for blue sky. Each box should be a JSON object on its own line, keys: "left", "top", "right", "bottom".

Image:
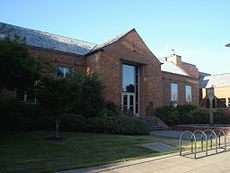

{"left": 1, "top": 0, "right": 229, "bottom": 74}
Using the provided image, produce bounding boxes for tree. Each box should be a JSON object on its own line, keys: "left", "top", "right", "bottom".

{"left": 0, "top": 39, "right": 42, "bottom": 91}
{"left": 36, "top": 77, "right": 81, "bottom": 138}
{"left": 71, "top": 72, "right": 104, "bottom": 118}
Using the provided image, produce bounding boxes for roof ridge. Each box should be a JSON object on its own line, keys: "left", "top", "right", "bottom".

{"left": 210, "top": 73, "right": 230, "bottom": 76}
{"left": 87, "top": 28, "right": 135, "bottom": 55}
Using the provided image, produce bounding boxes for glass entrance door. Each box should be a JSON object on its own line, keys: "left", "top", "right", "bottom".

{"left": 122, "top": 92, "right": 135, "bottom": 115}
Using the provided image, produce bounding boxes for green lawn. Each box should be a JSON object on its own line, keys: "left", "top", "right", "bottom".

{"left": 0, "top": 131, "right": 178, "bottom": 173}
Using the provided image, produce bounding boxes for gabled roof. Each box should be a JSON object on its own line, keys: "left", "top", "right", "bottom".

{"left": 89, "top": 29, "right": 135, "bottom": 54}
{"left": 160, "top": 59, "right": 190, "bottom": 77}
{"left": 0, "top": 22, "right": 96, "bottom": 55}
{"left": 200, "top": 73, "right": 230, "bottom": 88}
{"left": 0, "top": 22, "right": 159, "bottom": 62}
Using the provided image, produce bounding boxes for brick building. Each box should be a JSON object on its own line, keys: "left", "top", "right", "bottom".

{"left": 160, "top": 55, "right": 199, "bottom": 106}
{"left": 0, "top": 22, "right": 199, "bottom": 116}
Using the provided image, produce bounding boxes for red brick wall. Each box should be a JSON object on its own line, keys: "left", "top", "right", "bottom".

{"left": 29, "top": 47, "right": 86, "bottom": 74}
{"left": 181, "top": 62, "right": 199, "bottom": 79}
{"left": 86, "top": 30, "right": 163, "bottom": 116}
{"left": 162, "top": 71, "right": 199, "bottom": 106}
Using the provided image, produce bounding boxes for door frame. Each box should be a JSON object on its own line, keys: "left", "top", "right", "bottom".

{"left": 121, "top": 92, "right": 137, "bottom": 116}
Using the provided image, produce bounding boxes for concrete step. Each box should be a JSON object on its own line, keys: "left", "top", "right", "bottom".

{"left": 141, "top": 118, "right": 163, "bottom": 131}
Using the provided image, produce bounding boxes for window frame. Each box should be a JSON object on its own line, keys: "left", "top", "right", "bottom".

{"left": 185, "top": 85, "right": 192, "bottom": 104}
{"left": 170, "top": 82, "right": 178, "bottom": 104}
{"left": 57, "top": 66, "right": 73, "bottom": 78}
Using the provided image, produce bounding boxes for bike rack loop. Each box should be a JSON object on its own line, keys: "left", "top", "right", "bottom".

{"left": 179, "top": 131, "right": 197, "bottom": 159}
{"left": 202, "top": 129, "right": 218, "bottom": 153}
{"left": 193, "top": 130, "right": 208, "bottom": 156}
{"left": 214, "top": 129, "right": 226, "bottom": 151}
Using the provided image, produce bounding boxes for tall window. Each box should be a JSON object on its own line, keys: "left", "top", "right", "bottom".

{"left": 122, "top": 64, "right": 138, "bottom": 114}
{"left": 185, "top": 85, "right": 192, "bottom": 104}
{"left": 122, "top": 64, "right": 135, "bottom": 93}
{"left": 171, "top": 83, "right": 178, "bottom": 104}
{"left": 57, "top": 66, "right": 72, "bottom": 78}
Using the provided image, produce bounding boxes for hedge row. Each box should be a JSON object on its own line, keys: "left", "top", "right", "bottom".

{"left": 155, "top": 105, "right": 230, "bottom": 126}
{"left": 0, "top": 99, "right": 149, "bottom": 135}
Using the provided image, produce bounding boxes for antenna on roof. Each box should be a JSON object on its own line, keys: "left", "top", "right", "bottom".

{"left": 171, "top": 49, "right": 175, "bottom": 55}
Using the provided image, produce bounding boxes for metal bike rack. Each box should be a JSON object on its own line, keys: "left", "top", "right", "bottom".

{"left": 202, "top": 129, "right": 218, "bottom": 153}
{"left": 179, "top": 131, "right": 197, "bottom": 159}
{"left": 193, "top": 130, "right": 208, "bottom": 156}
{"left": 214, "top": 129, "right": 226, "bottom": 151}
{"left": 179, "top": 129, "right": 228, "bottom": 159}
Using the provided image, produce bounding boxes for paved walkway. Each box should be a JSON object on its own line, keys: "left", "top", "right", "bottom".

{"left": 58, "top": 151, "right": 230, "bottom": 173}
{"left": 150, "top": 130, "right": 182, "bottom": 138}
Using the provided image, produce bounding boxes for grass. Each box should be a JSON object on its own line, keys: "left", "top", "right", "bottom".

{"left": 0, "top": 131, "right": 179, "bottom": 173}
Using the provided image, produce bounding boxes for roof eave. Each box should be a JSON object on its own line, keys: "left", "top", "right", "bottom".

{"left": 225, "top": 43, "right": 230, "bottom": 47}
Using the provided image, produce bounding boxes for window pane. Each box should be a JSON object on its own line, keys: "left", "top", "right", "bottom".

{"left": 185, "top": 85, "right": 192, "bottom": 103}
{"left": 122, "top": 64, "right": 135, "bottom": 93}
{"left": 171, "top": 83, "right": 178, "bottom": 102}
{"left": 57, "top": 66, "right": 72, "bottom": 78}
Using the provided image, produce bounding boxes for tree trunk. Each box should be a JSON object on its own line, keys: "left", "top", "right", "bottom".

{"left": 55, "top": 120, "right": 60, "bottom": 138}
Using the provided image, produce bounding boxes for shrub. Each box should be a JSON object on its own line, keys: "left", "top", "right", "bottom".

{"left": 155, "top": 105, "right": 179, "bottom": 126}
{"left": 214, "top": 109, "right": 230, "bottom": 124}
{"left": 0, "top": 98, "right": 40, "bottom": 131}
{"left": 98, "top": 101, "right": 120, "bottom": 117}
{"left": 177, "top": 104, "right": 197, "bottom": 114}
{"left": 61, "top": 114, "right": 87, "bottom": 131}
{"left": 155, "top": 105, "right": 209, "bottom": 126}
{"left": 86, "top": 116, "right": 149, "bottom": 135}
{"left": 189, "top": 107, "right": 209, "bottom": 124}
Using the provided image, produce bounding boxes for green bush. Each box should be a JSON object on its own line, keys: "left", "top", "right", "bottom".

{"left": 87, "top": 116, "right": 149, "bottom": 135}
{"left": 155, "top": 105, "right": 209, "bottom": 126}
{"left": 155, "top": 105, "right": 179, "bottom": 126}
{"left": 189, "top": 107, "right": 209, "bottom": 124}
{"left": 98, "top": 101, "right": 120, "bottom": 117}
{"left": 214, "top": 109, "right": 230, "bottom": 124}
{"left": 0, "top": 98, "right": 41, "bottom": 131}
{"left": 61, "top": 114, "right": 87, "bottom": 131}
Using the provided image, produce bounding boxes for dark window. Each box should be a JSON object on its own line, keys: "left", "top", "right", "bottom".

{"left": 57, "top": 66, "right": 73, "bottom": 78}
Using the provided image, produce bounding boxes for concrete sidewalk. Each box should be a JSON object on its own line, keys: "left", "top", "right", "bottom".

{"left": 57, "top": 151, "right": 230, "bottom": 173}
{"left": 150, "top": 130, "right": 182, "bottom": 138}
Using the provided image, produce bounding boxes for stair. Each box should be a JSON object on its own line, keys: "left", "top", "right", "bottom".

{"left": 141, "top": 117, "right": 163, "bottom": 131}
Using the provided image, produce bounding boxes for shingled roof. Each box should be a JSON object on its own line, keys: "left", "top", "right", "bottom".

{"left": 0, "top": 22, "right": 137, "bottom": 56}
{"left": 200, "top": 73, "right": 230, "bottom": 88}
{"left": 0, "top": 22, "right": 96, "bottom": 55}
{"left": 89, "top": 29, "right": 135, "bottom": 54}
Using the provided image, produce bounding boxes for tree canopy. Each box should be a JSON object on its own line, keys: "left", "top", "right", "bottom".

{"left": 0, "top": 39, "right": 42, "bottom": 91}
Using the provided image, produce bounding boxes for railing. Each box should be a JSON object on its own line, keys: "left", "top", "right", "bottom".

{"left": 179, "top": 129, "right": 228, "bottom": 159}
{"left": 151, "top": 114, "right": 169, "bottom": 130}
